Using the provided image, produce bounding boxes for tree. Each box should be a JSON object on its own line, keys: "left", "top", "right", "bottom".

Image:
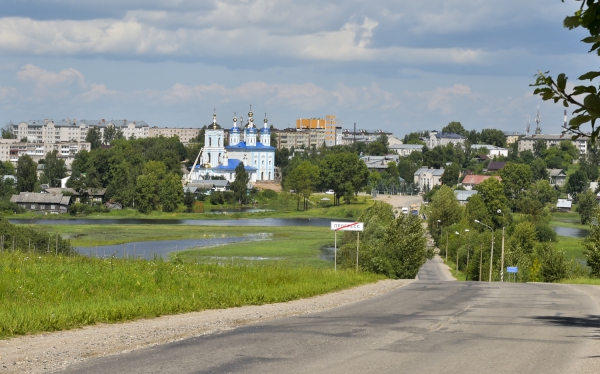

{"left": 576, "top": 189, "right": 598, "bottom": 224}
{"left": 86, "top": 127, "right": 102, "bottom": 150}
{"left": 103, "top": 124, "right": 117, "bottom": 144}
{"left": 0, "top": 160, "right": 15, "bottom": 176}
{"left": 584, "top": 210, "right": 600, "bottom": 277}
{"left": 440, "top": 163, "right": 460, "bottom": 186}
{"left": 565, "top": 169, "right": 588, "bottom": 200}
{"left": 135, "top": 174, "right": 159, "bottom": 213}
{"left": 426, "top": 185, "right": 462, "bottom": 242}
{"left": 2, "top": 121, "right": 16, "bottom": 139}
{"left": 159, "top": 173, "right": 183, "bottom": 212}
{"left": 16, "top": 154, "right": 37, "bottom": 192}
{"left": 43, "top": 150, "right": 67, "bottom": 187}
{"left": 320, "top": 152, "right": 368, "bottom": 205}
{"left": 528, "top": 179, "right": 558, "bottom": 206}
{"left": 507, "top": 222, "right": 538, "bottom": 265}
{"left": 533, "top": 139, "right": 547, "bottom": 158}
{"left": 530, "top": 1, "right": 600, "bottom": 140}
{"left": 285, "top": 161, "right": 319, "bottom": 210}
{"left": 403, "top": 132, "right": 426, "bottom": 145}
{"left": 530, "top": 158, "right": 549, "bottom": 182}
{"left": 442, "top": 121, "right": 467, "bottom": 136}
{"left": 480, "top": 129, "right": 507, "bottom": 148}
{"left": 231, "top": 162, "right": 250, "bottom": 204}
{"left": 579, "top": 156, "right": 600, "bottom": 181}
{"left": 184, "top": 190, "right": 196, "bottom": 212}
{"left": 476, "top": 177, "right": 509, "bottom": 229}
{"left": 339, "top": 201, "right": 430, "bottom": 278}
{"left": 499, "top": 162, "right": 532, "bottom": 209}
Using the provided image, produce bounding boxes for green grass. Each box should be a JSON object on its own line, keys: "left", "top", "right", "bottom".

{"left": 560, "top": 278, "right": 600, "bottom": 285}
{"left": 555, "top": 235, "right": 584, "bottom": 261}
{"left": 0, "top": 251, "right": 383, "bottom": 339}
{"left": 175, "top": 227, "right": 333, "bottom": 268}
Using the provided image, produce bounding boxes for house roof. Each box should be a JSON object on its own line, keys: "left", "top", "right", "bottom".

{"left": 194, "top": 158, "right": 257, "bottom": 172}
{"left": 390, "top": 144, "right": 424, "bottom": 150}
{"left": 10, "top": 192, "right": 70, "bottom": 205}
{"left": 455, "top": 190, "right": 478, "bottom": 202}
{"left": 436, "top": 132, "right": 466, "bottom": 139}
{"left": 476, "top": 154, "right": 489, "bottom": 160}
{"left": 471, "top": 144, "right": 508, "bottom": 151}
{"left": 487, "top": 162, "right": 506, "bottom": 171}
{"left": 462, "top": 175, "right": 501, "bottom": 185}
{"left": 226, "top": 141, "right": 276, "bottom": 150}
{"left": 187, "top": 180, "right": 230, "bottom": 189}
{"left": 547, "top": 168, "right": 566, "bottom": 177}
{"left": 557, "top": 199, "right": 572, "bottom": 208}
{"left": 44, "top": 187, "right": 106, "bottom": 196}
{"left": 414, "top": 167, "right": 445, "bottom": 176}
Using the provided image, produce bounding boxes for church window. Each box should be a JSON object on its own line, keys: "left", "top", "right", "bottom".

{"left": 209, "top": 138, "right": 212, "bottom": 146}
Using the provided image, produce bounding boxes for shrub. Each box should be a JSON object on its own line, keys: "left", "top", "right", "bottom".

{"left": 535, "top": 223, "right": 557, "bottom": 243}
{"left": 261, "top": 189, "right": 278, "bottom": 200}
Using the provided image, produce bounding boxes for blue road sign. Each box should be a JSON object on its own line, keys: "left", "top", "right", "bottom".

{"left": 507, "top": 267, "right": 518, "bottom": 273}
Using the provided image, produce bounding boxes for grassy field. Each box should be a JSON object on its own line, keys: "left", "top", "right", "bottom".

{"left": 30, "top": 225, "right": 335, "bottom": 268}
{"left": 0, "top": 251, "right": 383, "bottom": 339}
{"left": 175, "top": 227, "right": 333, "bottom": 268}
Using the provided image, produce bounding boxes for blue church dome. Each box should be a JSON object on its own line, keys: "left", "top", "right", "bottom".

{"left": 231, "top": 126, "right": 241, "bottom": 133}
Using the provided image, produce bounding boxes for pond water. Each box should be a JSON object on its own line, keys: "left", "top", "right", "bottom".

{"left": 207, "top": 208, "right": 275, "bottom": 214}
{"left": 11, "top": 218, "right": 344, "bottom": 227}
{"left": 552, "top": 226, "right": 589, "bottom": 238}
{"left": 77, "top": 233, "right": 272, "bottom": 260}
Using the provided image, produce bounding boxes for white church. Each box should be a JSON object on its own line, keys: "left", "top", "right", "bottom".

{"left": 188, "top": 109, "right": 276, "bottom": 183}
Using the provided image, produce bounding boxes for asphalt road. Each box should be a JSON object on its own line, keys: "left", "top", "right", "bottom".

{"left": 64, "top": 258, "right": 600, "bottom": 374}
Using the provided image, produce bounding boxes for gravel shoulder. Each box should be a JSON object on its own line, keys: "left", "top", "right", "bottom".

{"left": 1, "top": 279, "right": 414, "bottom": 374}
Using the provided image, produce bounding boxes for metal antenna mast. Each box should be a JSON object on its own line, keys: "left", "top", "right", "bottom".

{"left": 535, "top": 106, "right": 541, "bottom": 134}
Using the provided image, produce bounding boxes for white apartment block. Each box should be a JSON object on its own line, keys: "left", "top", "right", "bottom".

{"left": 13, "top": 119, "right": 149, "bottom": 143}
{"left": 148, "top": 127, "right": 201, "bottom": 144}
{"left": 341, "top": 130, "right": 393, "bottom": 146}
{"left": 0, "top": 139, "right": 90, "bottom": 166}
{"left": 518, "top": 134, "right": 588, "bottom": 155}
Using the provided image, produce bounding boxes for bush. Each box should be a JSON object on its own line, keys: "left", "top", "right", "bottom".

{"left": 261, "top": 189, "right": 278, "bottom": 200}
{"left": 68, "top": 203, "right": 109, "bottom": 216}
{"left": 535, "top": 223, "right": 557, "bottom": 243}
{"left": 537, "top": 244, "right": 568, "bottom": 283}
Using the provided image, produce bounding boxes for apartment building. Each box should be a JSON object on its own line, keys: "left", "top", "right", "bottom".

{"left": 517, "top": 134, "right": 588, "bottom": 155}
{"left": 341, "top": 129, "right": 393, "bottom": 146}
{"left": 13, "top": 119, "right": 149, "bottom": 143}
{"left": 296, "top": 115, "right": 340, "bottom": 147}
{"left": 0, "top": 139, "right": 90, "bottom": 166}
{"left": 148, "top": 127, "right": 201, "bottom": 144}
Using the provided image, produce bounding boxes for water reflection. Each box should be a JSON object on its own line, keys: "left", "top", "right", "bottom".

{"left": 77, "top": 233, "right": 271, "bottom": 260}
{"left": 552, "top": 226, "right": 589, "bottom": 238}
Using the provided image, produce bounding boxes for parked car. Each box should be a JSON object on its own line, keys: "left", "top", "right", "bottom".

{"left": 401, "top": 207, "right": 409, "bottom": 214}
{"left": 325, "top": 189, "right": 335, "bottom": 195}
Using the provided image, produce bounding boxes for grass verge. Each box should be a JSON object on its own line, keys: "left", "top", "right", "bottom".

{"left": 0, "top": 251, "right": 383, "bottom": 339}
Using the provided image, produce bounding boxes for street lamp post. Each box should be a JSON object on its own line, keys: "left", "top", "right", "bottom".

{"left": 454, "top": 229, "right": 470, "bottom": 274}
{"left": 437, "top": 219, "right": 448, "bottom": 262}
{"left": 475, "top": 220, "right": 495, "bottom": 282}
{"left": 497, "top": 209, "right": 506, "bottom": 283}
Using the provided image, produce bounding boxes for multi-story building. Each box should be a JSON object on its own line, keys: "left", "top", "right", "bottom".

{"left": 426, "top": 132, "right": 466, "bottom": 148}
{"left": 389, "top": 144, "right": 424, "bottom": 156}
{"left": 13, "top": 119, "right": 149, "bottom": 143}
{"left": 414, "top": 167, "right": 445, "bottom": 190}
{"left": 517, "top": 134, "right": 588, "bottom": 155}
{"left": 148, "top": 127, "right": 201, "bottom": 144}
{"left": 471, "top": 144, "right": 509, "bottom": 158}
{"left": 296, "top": 115, "right": 340, "bottom": 147}
{"left": 503, "top": 131, "right": 523, "bottom": 145}
{"left": 0, "top": 139, "right": 90, "bottom": 166}
{"left": 341, "top": 129, "right": 393, "bottom": 146}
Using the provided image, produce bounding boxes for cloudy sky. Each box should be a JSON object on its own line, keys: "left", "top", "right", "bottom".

{"left": 0, "top": 0, "right": 594, "bottom": 137}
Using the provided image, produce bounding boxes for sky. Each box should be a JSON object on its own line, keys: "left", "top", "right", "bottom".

{"left": 0, "top": 0, "right": 595, "bottom": 138}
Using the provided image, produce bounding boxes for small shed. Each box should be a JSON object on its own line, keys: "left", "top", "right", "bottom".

{"left": 556, "top": 199, "right": 572, "bottom": 212}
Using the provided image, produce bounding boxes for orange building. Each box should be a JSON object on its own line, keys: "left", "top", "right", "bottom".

{"left": 296, "top": 115, "right": 339, "bottom": 146}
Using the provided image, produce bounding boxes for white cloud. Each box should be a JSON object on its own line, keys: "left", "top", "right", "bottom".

{"left": 154, "top": 80, "right": 398, "bottom": 111}
{"left": 17, "top": 64, "right": 86, "bottom": 89}
{"left": 406, "top": 84, "right": 479, "bottom": 115}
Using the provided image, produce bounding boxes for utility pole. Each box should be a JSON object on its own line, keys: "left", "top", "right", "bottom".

{"left": 501, "top": 227, "right": 505, "bottom": 282}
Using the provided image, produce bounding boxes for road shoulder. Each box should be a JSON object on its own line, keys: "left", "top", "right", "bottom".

{"left": 1, "top": 279, "right": 414, "bottom": 374}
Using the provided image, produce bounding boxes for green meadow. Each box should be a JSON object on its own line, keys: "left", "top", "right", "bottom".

{"left": 0, "top": 251, "right": 382, "bottom": 339}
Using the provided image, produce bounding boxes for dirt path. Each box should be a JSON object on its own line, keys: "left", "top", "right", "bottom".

{"left": 1, "top": 279, "right": 414, "bottom": 374}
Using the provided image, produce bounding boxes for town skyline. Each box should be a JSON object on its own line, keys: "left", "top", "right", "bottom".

{"left": 0, "top": 1, "right": 592, "bottom": 134}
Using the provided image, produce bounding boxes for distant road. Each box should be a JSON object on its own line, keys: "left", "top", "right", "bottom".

{"left": 64, "top": 259, "right": 600, "bottom": 373}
